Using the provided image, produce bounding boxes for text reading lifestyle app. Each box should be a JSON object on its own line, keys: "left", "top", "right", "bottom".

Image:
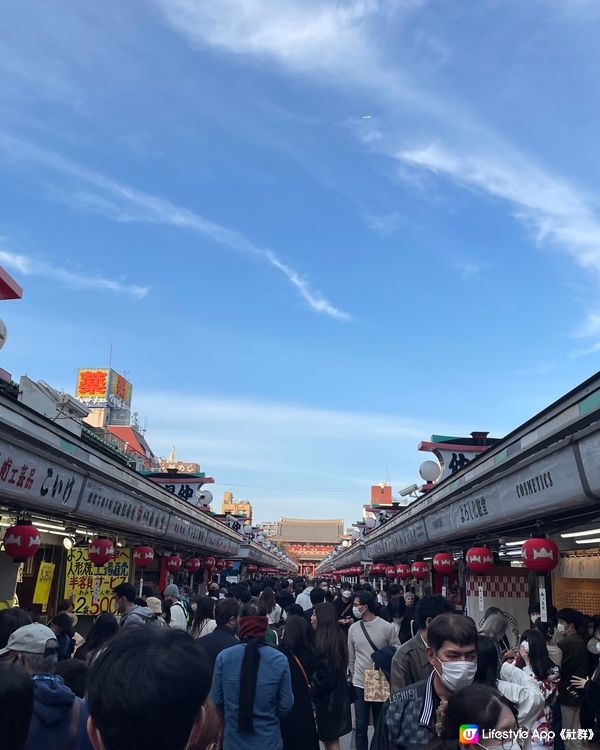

{"left": 459, "top": 725, "right": 480, "bottom": 744}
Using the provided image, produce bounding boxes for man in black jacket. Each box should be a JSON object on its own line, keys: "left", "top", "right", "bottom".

{"left": 197, "top": 599, "right": 240, "bottom": 676}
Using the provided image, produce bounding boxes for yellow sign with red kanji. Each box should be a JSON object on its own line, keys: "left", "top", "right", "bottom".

{"left": 76, "top": 369, "right": 110, "bottom": 400}
{"left": 33, "top": 562, "right": 55, "bottom": 613}
{"left": 64, "top": 547, "right": 131, "bottom": 616}
{"left": 76, "top": 369, "right": 133, "bottom": 407}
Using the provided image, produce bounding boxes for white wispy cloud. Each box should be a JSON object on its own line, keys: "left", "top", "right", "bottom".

{"left": 0, "top": 249, "right": 148, "bottom": 299}
{"left": 155, "top": 0, "right": 600, "bottom": 335}
{"left": 0, "top": 133, "right": 350, "bottom": 322}
{"left": 134, "top": 389, "right": 475, "bottom": 521}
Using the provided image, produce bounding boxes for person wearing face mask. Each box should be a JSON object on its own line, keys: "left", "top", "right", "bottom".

{"left": 372, "top": 613, "right": 478, "bottom": 750}
{"left": 474, "top": 635, "right": 544, "bottom": 745}
{"left": 348, "top": 592, "right": 400, "bottom": 750}
{"left": 334, "top": 588, "right": 356, "bottom": 632}
{"left": 390, "top": 595, "right": 454, "bottom": 693}
{"left": 423, "top": 683, "right": 520, "bottom": 750}
{"left": 556, "top": 608, "right": 588, "bottom": 750}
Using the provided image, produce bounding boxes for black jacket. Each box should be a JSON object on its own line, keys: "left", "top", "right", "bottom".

{"left": 559, "top": 633, "right": 588, "bottom": 707}
{"left": 277, "top": 590, "right": 295, "bottom": 610}
{"left": 197, "top": 626, "right": 239, "bottom": 675}
{"left": 279, "top": 647, "right": 319, "bottom": 750}
{"left": 311, "top": 652, "right": 352, "bottom": 743}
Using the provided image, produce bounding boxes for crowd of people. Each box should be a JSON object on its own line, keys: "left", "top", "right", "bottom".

{"left": 1, "top": 574, "right": 600, "bottom": 750}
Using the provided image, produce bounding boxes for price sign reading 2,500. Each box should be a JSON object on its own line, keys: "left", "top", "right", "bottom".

{"left": 73, "top": 595, "right": 118, "bottom": 616}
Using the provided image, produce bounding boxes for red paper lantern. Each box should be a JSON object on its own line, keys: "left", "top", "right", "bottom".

{"left": 353, "top": 566, "right": 363, "bottom": 575}
{"left": 432, "top": 552, "right": 455, "bottom": 574}
{"left": 186, "top": 557, "right": 202, "bottom": 574}
{"left": 385, "top": 566, "right": 396, "bottom": 580}
{"left": 133, "top": 546, "right": 154, "bottom": 570}
{"left": 204, "top": 556, "right": 216, "bottom": 569}
{"left": 466, "top": 546, "right": 494, "bottom": 575}
{"left": 247, "top": 564, "right": 258, "bottom": 574}
{"left": 396, "top": 563, "right": 411, "bottom": 580}
{"left": 166, "top": 553, "right": 183, "bottom": 573}
{"left": 89, "top": 537, "right": 115, "bottom": 567}
{"left": 411, "top": 561, "right": 429, "bottom": 581}
{"left": 522, "top": 538, "right": 559, "bottom": 573}
{"left": 3, "top": 522, "right": 41, "bottom": 562}
{"left": 226, "top": 560, "right": 235, "bottom": 570}
{"left": 371, "top": 563, "right": 385, "bottom": 576}
{"left": 215, "top": 559, "right": 225, "bottom": 571}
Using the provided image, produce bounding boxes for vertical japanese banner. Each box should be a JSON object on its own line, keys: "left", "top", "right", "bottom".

{"left": 33, "top": 562, "right": 55, "bottom": 613}
{"left": 64, "top": 547, "right": 131, "bottom": 616}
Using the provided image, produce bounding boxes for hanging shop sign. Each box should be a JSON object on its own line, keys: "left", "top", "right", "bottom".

{"left": 367, "top": 519, "right": 428, "bottom": 559}
{"left": 78, "top": 478, "right": 169, "bottom": 535}
{"left": 425, "top": 443, "right": 586, "bottom": 543}
{"left": 158, "top": 480, "right": 207, "bottom": 507}
{"left": 166, "top": 514, "right": 239, "bottom": 555}
{"left": 64, "top": 546, "right": 131, "bottom": 616}
{"left": 32, "top": 561, "right": 55, "bottom": 613}
{"left": 0, "top": 438, "right": 84, "bottom": 512}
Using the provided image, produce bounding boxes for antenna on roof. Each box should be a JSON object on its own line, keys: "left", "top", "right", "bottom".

{"left": 108, "top": 340, "right": 113, "bottom": 371}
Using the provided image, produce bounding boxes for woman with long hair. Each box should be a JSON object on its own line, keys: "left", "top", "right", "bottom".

{"left": 516, "top": 629, "right": 560, "bottom": 750}
{"left": 278, "top": 615, "right": 319, "bottom": 750}
{"left": 311, "top": 602, "right": 352, "bottom": 750}
{"left": 74, "top": 612, "right": 119, "bottom": 664}
{"left": 474, "top": 635, "right": 545, "bottom": 734}
{"left": 190, "top": 597, "right": 217, "bottom": 639}
{"left": 261, "top": 587, "right": 283, "bottom": 627}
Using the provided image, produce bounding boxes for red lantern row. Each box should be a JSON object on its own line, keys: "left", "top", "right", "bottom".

{"left": 466, "top": 546, "right": 494, "bottom": 575}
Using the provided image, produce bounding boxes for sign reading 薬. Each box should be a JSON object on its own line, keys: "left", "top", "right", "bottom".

{"left": 64, "top": 547, "right": 131, "bottom": 616}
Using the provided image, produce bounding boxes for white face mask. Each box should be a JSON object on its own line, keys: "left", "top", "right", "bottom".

{"left": 557, "top": 623, "right": 566, "bottom": 634}
{"left": 342, "top": 593, "right": 352, "bottom": 600}
{"left": 353, "top": 606, "right": 364, "bottom": 620}
{"left": 521, "top": 641, "right": 529, "bottom": 653}
{"left": 531, "top": 615, "right": 539, "bottom": 624}
{"left": 435, "top": 656, "right": 477, "bottom": 692}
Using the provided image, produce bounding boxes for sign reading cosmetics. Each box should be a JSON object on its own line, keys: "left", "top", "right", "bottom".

{"left": 78, "top": 478, "right": 169, "bottom": 535}
{"left": 425, "top": 444, "right": 585, "bottom": 543}
{"left": 0, "top": 438, "right": 83, "bottom": 512}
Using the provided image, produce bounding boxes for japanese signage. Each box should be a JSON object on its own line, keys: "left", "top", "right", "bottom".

{"left": 367, "top": 519, "right": 428, "bottom": 558}
{"left": 78, "top": 478, "right": 169, "bottom": 535}
{"left": 166, "top": 514, "right": 239, "bottom": 555}
{"left": 426, "top": 444, "right": 584, "bottom": 543}
{"left": 64, "top": 547, "right": 131, "bottom": 616}
{"left": 33, "top": 562, "right": 55, "bottom": 613}
{"left": 0, "top": 438, "right": 83, "bottom": 512}
{"left": 76, "top": 369, "right": 133, "bottom": 408}
{"left": 162, "top": 481, "right": 205, "bottom": 507}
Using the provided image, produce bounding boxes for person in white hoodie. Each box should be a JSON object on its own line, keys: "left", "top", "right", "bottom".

{"left": 475, "top": 635, "right": 544, "bottom": 747}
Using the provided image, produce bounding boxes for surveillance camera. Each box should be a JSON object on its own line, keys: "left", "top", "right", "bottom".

{"left": 399, "top": 483, "right": 419, "bottom": 497}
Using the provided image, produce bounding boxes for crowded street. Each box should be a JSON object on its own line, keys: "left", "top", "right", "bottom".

{"left": 3, "top": 2, "right": 600, "bottom": 750}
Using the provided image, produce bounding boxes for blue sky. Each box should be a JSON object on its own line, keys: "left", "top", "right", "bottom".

{"left": 1, "top": 0, "right": 600, "bottom": 527}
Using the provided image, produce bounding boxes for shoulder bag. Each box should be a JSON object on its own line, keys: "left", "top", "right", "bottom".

{"left": 361, "top": 622, "right": 391, "bottom": 703}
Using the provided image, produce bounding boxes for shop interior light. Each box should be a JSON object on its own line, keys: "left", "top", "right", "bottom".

{"left": 575, "top": 537, "right": 600, "bottom": 544}
{"left": 561, "top": 528, "right": 600, "bottom": 538}
{"left": 505, "top": 540, "right": 526, "bottom": 546}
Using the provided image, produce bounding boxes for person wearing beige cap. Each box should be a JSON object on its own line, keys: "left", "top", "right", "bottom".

{"left": 146, "top": 597, "right": 167, "bottom": 626}
{"left": 1, "top": 623, "right": 93, "bottom": 750}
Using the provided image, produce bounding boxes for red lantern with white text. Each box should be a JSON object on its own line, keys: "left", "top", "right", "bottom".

{"left": 522, "top": 538, "right": 559, "bottom": 573}
{"left": 204, "top": 556, "right": 216, "bottom": 570}
{"left": 226, "top": 560, "right": 235, "bottom": 570}
{"left": 89, "top": 538, "right": 115, "bottom": 567}
{"left": 215, "top": 559, "right": 225, "bottom": 571}
{"left": 411, "top": 561, "right": 429, "bottom": 581}
{"left": 466, "top": 546, "right": 494, "bottom": 575}
{"left": 432, "top": 552, "right": 455, "bottom": 575}
{"left": 385, "top": 566, "right": 396, "bottom": 580}
{"left": 166, "top": 553, "right": 183, "bottom": 573}
{"left": 247, "top": 564, "right": 258, "bottom": 574}
{"left": 396, "top": 563, "right": 411, "bottom": 580}
{"left": 371, "top": 563, "right": 385, "bottom": 576}
{"left": 186, "top": 557, "right": 202, "bottom": 574}
{"left": 3, "top": 522, "right": 41, "bottom": 563}
{"left": 133, "top": 546, "right": 154, "bottom": 570}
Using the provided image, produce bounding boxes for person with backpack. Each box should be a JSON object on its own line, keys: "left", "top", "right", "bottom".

{"left": 113, "top": 583, "right": 156, "bottom": 630}
{"left": 163, "top": 584, "right": 188, "bottom": 631}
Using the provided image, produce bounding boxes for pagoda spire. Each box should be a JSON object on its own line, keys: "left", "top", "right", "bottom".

{"left": 167, "top": 446, "right": 177, "bottom": 468}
